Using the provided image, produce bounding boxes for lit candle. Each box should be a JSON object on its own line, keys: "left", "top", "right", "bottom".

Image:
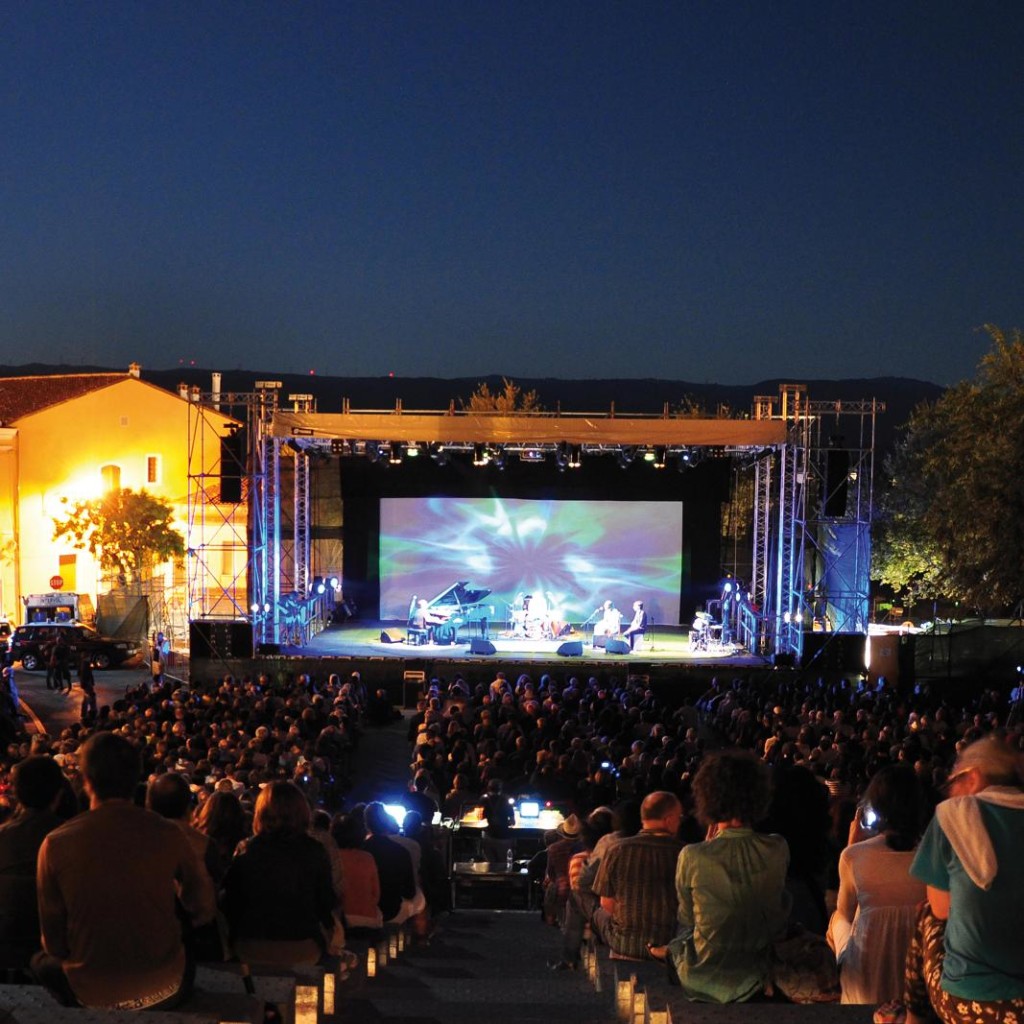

{"left": 616, "top": 979, "right": 632, "bottom": 1022}
{"left": 632, "top": 989, "right": 647, "bottom": 1023}
{"left": 389, "top": 933, "right": 399, "bottom": 959}
{"left": 397, "top": 927, "right": 406, "bottom": 953}
{"left": 366, "top": 946, "right": 377, "bottom": 977}
{"left": 294, "top": 984, "right": 318, "bottom": 1024}
{"left": 323, "top": 971, "right": 335, "bottom": 1015}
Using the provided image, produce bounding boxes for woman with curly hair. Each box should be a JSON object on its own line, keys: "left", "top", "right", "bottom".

{"left": 650, "top": 749, "right": 790, "bottom": 1003}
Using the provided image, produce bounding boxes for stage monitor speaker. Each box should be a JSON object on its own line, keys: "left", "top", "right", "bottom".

{"left": 604, "top": 638, "right": 631, "bottom": 655}
{"left": 470, "top": 638, "right": 496, "bottom": 655}
{"left": 591, "top": 635, "right": 608, "bottom": 650}
{"left": 256, "top": 642, "right": 281, "bottom": 656}
{"left": 772, "top": 651, "right": 796, "bottom": 668}
{"left": 380, "top": 629, "right": 406, "bottom": 644}
{"left": 556, "top": 640, "right": 583, "bottom": 657}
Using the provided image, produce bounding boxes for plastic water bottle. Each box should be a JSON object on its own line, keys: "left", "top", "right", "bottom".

{"left": 506, "top": 848, "right": 514, "bottom": 872}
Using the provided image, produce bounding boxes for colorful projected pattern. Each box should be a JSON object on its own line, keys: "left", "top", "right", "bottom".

{"left": 380, "top": 497, "right": 682, "bottom": 625}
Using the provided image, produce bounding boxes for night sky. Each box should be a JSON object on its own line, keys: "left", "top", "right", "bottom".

{"left": 2, "top": 2, "right": 1021, "bottom": 385}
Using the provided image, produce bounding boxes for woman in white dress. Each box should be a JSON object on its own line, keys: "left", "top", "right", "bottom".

{"left": 827, "top": 764, "right": 928, "bottom": 1005}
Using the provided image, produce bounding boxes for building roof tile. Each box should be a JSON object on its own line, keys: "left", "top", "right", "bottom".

{"left": 0, "top": 374, "right": 127, "bottom": 425}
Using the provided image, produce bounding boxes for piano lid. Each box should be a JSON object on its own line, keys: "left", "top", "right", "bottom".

{"left": 426, "top": 580, "right": 492, "bottom": 609}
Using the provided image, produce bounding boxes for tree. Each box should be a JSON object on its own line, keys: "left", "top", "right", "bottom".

{"left": 52, "top": 488, "right": 185, "bottom": 588}
{"left": 463, "top": 378, "right": 543, "bottom": 413}
{"left": 873, "top": 325, "right": 1024, "bottom": 612}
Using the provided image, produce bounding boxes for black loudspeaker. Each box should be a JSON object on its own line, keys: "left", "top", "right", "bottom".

{"left": 256, "top": 642, "right": 280, "bottom": 655}
{"left": 556, "top": 640, "right": 583, "bottom": 657}
{"left": 189, "top": 620, "right": 252, "bottom": 659}
{"left": 220, "top": 431, "right": 245, "bottom": 504}
{"left": 824, "top": 443, "right": 850, "bottom": 517}
{"left": 380, "top": 629, "right": 406, "bottom": 643}
{"left": 605, "top": 638, "right": 631, "bottom": 655}
{"left": 772, "top": 651, "right": 796, "bottom": 668}
{"left": 470, "top": 638, "right": 496, "bottom": 655}
{"left": 801, "top": 632, "right": 866, "bottom": 672}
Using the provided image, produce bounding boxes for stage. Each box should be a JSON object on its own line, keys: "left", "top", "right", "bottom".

{"left": 294, "top": 621, "right": 765, "bottom": 670}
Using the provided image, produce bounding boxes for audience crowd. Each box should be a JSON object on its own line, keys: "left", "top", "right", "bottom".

{"left": 0, "top": 658, "right": 1019, "bottom": 1019}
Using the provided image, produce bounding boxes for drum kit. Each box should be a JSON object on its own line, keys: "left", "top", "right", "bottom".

{"left": 689, "top": 610, "right": 724, "bottom": 652}
{"left": 507, "top": 592, "right": 567, "bottom": 640}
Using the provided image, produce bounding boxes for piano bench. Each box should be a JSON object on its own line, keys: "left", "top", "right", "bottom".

{"left": 407, "top": 629, "right": 430, "bottom": 646}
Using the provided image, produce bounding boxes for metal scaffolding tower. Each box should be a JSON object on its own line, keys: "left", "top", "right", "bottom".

{"left": 750, "top": 386, "right": 882, "bottom": 663}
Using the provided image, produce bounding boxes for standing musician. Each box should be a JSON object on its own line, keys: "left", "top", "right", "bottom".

{"left": 622, "top": 600, "right": 648, "bottom": 651}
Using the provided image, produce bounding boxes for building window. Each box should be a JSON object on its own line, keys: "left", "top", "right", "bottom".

{"left": 100, "top": 464, "right": 121, "bottom": 493}
{"left": 146, "top": 455, "right": 161, "bottom": 485}
{"left": 58, "top": 554, "right": 77, "bottom": 592}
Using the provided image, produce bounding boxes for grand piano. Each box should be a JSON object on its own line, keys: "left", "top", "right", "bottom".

{"left": 410, "top": 581, "right": 494, "bottom": 643}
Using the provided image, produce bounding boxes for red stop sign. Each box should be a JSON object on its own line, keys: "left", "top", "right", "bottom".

{"left": 49, "top": 575, "right": 64, "bottom": 590}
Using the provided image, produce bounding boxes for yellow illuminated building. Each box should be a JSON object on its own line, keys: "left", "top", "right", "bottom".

{"left": 0, "top": 366, "right": 244, "bottom": 639}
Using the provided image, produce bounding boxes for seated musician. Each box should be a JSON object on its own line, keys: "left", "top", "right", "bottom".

{"left": 593, "top": 601, "right": 623, "bottom": 644}
{"left": 622, "top": 600, "right": 648, "bottom": 651}
{"left": 410, "top": 598, "right": 443, "bottom": 644}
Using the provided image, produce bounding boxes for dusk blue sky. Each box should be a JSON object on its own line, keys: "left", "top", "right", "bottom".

{"left": 1, "top": 2, "right": 1021, "bottom": 385}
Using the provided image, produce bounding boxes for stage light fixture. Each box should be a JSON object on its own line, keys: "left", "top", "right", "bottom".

{"left": 250, "top": 602, "right": 260, "bottom": 614}
{"left": 653, "top": 447, "right": 667, "bottom": 469}
{"left": 568, "top": 445, "right": 582, "bottom": 469}
{"left": 366, "top": 442, "right": 381, "bottom": 464}
{"left": 430, "top": 444, "right": 449, "bottom": 466}
{"left": 405, "top": 443, "right": 420, "bottom": 457}
{"left": 329, "top": 576, "right": 340, "bottom": 591}
{"left": 311, "top": 576, "right": 326, "bottom": 595}
{"left": 617, "top": 448, "right": 634, "bottom": 469}
{"left": 643, "top": 448, "right": 656, "bottom": 463}
{"left": 555, "top": 443, "right": 569, "bottom": 471}
{"left": 329, "top": 439, "right": 348, "bottom": 455}
{"left": 387, "top": 444, "right": 402, "bottom": 465}
{"left": 473, "top": 444, "right": 489, "bottom": 467}
{"left": 491, "top": 447, "right": 506, "bottom": 470}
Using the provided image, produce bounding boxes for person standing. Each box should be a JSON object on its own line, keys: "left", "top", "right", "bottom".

{"left": 33, "top": 732, "right": 215, "bottom": 1009}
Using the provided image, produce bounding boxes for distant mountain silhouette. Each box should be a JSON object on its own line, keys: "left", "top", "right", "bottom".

{"left": 0, "top": 363, "right": 945, "bottom": 457}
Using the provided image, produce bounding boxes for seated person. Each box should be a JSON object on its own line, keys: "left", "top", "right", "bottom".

{"left": 0, "top": 756, "right": 67, "bottom": 970}
{"left": 592, "top": 791, "right": 683, "bottom": 958}
{"left": 651, "top": 750, "right": 790, "bottom": 1003}
{"left": 622, "top": 601, "right": 648, "bottom": 650}
{"left": 827, "top": 764, "right": 926, "bottom": 1005}
{"left": 899, "top": 736, "right": 1024, "bottom": 1024}
{"left": 223, "top": 781, "right": 335, "bottom": 966}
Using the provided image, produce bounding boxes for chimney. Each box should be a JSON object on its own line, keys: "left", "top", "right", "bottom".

{"left": 128, "top": 362, "right": 141, "bottom": 379}
{"left": 177, "top": 382, "right": 188, "bottom": 399}
{"left": 212, "top": 372, "right": 222, "bottom": 412}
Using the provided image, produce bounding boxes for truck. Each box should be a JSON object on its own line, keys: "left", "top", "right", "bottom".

{"left": 22, "top": 592, "right": 96, "bottom": 626}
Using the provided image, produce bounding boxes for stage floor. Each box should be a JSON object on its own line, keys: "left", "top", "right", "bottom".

{"left": 296, "top": 622, "right": 765, "bottom": 670}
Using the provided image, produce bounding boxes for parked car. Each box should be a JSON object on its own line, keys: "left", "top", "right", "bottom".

{"left": 9, "top": 623, "right": 142, "bottom": 670}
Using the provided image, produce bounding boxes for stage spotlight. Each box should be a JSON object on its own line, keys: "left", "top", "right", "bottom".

{"left": 366, "top": 441, "right": 381, "bottom": 464}
{"left": 491, "top": 447, "right": 506, "bottom": 470}
{"left": 405, "top": 442, "right": 420, "bottom": 457}
{"left": 329, "top": 576, "right": 340, "bottom": 591}
{"left": 312, "top": 577, "right": 326, "bottom": 595}
{"left": 642, "top": 448, "right": 656, "bottom": 463}
{"left": 473, "top": 444, "right": 489, "bottom": 467}
{"left": 387, "top": 444, "right": 402, "bottom": 465}
{"left": 617, "top": 448, "right": 634, "bottom": 469}
{"left": 568, "top": 445, "right": 582, "bottom": 469}
{"left": 653, "top": 447, "right": 666, "bottom": 469}
{"left": 250, "top": 602, "right": 260, "bottom": 615}
{"left": 555, "top": 443, "right": 569, "bottom": 471}
{"left": 430, "top": 444, "right": 449, "bottom": 466}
